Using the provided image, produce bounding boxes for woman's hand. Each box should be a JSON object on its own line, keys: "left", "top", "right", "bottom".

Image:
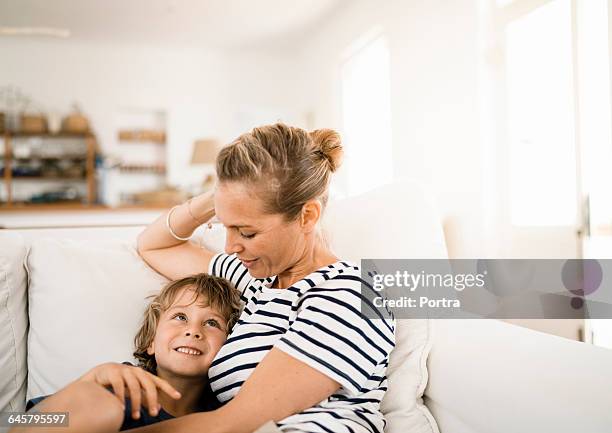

{"left": 78, "top": 362, "right": 181, "bottom": 419}
{"left": 136, "top": 191, "right": 217, "bottom": 281}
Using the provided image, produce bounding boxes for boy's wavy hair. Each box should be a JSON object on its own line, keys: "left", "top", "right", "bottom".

{"left": 133, "top": 273, "right": 241, "bottom": 374}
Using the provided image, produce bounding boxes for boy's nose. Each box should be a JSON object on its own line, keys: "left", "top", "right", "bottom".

{"left": 185, "top": 331, "right": 202, "bottom": 339}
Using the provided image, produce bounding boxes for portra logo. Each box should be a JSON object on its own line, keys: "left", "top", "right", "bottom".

{"left": 561, "top": 260, "right": 603, "bottom": 309}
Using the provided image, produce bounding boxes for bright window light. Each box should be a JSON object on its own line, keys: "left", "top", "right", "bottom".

{"left": 576, "top": 0, "right": 612, "bottom": 231}
{"left": 341, "top": 33, "right": 393, "bottom": 197}
{"left": 506, "top": 0, "right": 577, "bottom": 226}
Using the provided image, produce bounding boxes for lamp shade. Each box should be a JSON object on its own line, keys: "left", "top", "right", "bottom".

{"left": 191, "top": 139, "right": 221, "bottom": 164}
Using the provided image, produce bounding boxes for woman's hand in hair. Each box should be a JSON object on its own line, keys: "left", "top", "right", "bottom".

{"left": 78, "top": 362, "right": 181, "bottom": 419}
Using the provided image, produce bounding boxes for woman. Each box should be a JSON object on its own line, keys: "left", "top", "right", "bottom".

{"left": 134, "top": 123, "right": 395, "bottom": 433}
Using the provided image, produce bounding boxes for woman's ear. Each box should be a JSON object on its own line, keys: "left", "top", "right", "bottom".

{"left": 146, "top": 342, "right": 155, "bottom": 356}
{"left": 300, "top": 199, "right": 322, "bottom": 233}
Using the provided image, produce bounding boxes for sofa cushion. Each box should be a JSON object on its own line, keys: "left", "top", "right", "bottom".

{"left": 26, "top": 238, "right": 168, "bottom": 399}
{"left": 322, "top": 181, "right": 447, "bottom": 433}
{"left": 0, "top": 231, "right": 29, "bottom": 412}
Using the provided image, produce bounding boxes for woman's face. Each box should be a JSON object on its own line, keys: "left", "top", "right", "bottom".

{"left": 214, "top": 182, "right": 305, "bottom": 279}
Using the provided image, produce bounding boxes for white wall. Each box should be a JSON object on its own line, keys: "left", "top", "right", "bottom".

{"left": 297, "top": 0, "right": 484, "bottom": 258}
{"left": 1, "top": 1, "right": 485, "bottom": 255}
{"left": 0, "top": 39, "right": 304, "bottom": 189}
{"left": 294, "top": 0, "right": 588, "bottom": 341}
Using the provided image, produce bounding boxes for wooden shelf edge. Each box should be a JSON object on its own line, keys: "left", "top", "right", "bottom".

{"left": 11, "top": 176, "right": 87, "bottom": 181}
{"left": 0, "top": 203, "right": 168, "bottom": 212}
{"left": 7, "top": 132, "right": 94, "bottom": 138}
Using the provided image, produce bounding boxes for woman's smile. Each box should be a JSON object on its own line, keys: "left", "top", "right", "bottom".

{"left": 240, "top": 258, "right": 259, "bottom": 268}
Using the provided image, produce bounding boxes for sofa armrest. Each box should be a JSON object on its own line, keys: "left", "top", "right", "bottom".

{"left": 425, "top": 319, "right": 612, "bottom": 433}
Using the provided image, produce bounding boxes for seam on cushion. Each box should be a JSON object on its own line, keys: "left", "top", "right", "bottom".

{"left": 415, "top": 398, "right": 440, "bottom": 433}
{"left": 22, "top": 243, "right": 32, "bottom": 410}
{"left": 414, "top": 319, "right": 440, "bottom": 433}
{"left": 0, "top": 255, "right": 20, "bottom": 411}
{"left": 416, "top": 319, "right": 434, "bottom": 396}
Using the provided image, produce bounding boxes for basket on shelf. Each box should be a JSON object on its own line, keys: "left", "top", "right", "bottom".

{"left": 19, "top": 113, "right": 48, "bottom": 134}
{"left": 62, "top": 113, "right": 90, "bottom": 134}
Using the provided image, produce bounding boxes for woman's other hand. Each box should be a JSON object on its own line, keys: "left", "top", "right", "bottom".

{"left": 78, "top": 362, "right": 181, "bottom": 419}
{"left": 136, "top": 191, "right": 217, "bottom": 280}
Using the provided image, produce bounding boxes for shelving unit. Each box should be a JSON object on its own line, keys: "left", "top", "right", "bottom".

{"left": 117, "top": 130, "right": 167, "bottom": 175}
{"left": 108, "top": 108, "right": 168, "bottom": 206}
{"left": 0, "top": 132, "right": 96, "bottom": 208}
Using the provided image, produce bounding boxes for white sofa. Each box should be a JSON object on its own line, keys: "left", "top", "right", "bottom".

{"left": 1, "top": 182, "right": 611, "bottom": 433}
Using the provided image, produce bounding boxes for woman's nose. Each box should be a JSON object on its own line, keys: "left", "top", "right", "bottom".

{"left": 224, "top": 231, "right": 243, "bottom": 255}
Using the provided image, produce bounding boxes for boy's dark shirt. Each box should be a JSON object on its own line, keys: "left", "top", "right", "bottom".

{"left": 26, "top": 363, "right": 221, "bottom": 431}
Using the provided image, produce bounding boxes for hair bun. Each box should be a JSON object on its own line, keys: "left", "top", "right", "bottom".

{"left": 310, "top": 129, "right": 344, "bottom": 172}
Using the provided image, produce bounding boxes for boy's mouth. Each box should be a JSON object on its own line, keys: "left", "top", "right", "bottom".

{"left": 174, "top": 346, "right": 203, "bottom": 356}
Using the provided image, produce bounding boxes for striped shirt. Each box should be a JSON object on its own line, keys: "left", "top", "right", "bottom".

{"left": 207, "top": 253, "right": 396, "bottom": 433}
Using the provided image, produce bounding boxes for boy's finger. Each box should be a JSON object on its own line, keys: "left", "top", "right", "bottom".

{"left": 123, "top": 372, "right": 142, "bottom": 419}
{"left": 109, "top": 376, "right": 126, "bottom": 408}
{"left": 136, "top": 373, "right": 159, "bottom": 417}
{"left": 152, "top": 376, "right": 181, "bottom": 400}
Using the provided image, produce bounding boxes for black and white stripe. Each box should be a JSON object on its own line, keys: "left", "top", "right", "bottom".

{"left": 208, "top": 254, "right": 395, "bottom": 433}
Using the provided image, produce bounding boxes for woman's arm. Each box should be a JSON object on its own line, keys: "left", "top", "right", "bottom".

{"left": 137, "top": 192, "right": 217, "bottom": 280}
{"left": 109, "top": 348, "right": 341, "bottom": 433}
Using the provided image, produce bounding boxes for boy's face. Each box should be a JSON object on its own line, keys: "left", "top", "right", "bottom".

{"left": 147, "top": 287, "right": 228, "bottom": 379}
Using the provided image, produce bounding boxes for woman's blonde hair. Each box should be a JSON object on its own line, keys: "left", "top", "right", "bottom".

{"left": 133, "top": 274, "right": 241, "bottom": 374}
{"left": 216, "top": 123, "right": 344, "bottom": 221}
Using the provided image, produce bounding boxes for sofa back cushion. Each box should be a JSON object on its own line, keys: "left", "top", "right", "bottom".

{"left": 323, "top": 181, "right": 446, "bottom": 433}
{"left": 26, "top": 238, "right": 168, "bottom": 399}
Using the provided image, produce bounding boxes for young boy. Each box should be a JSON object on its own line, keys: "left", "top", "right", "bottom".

{"left": 18, "top": 273, "right": 240, "bottom": 433}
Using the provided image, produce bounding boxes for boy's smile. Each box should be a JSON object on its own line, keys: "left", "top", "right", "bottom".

{"left": 174, "top": 346, "right": 203, "bottom": 356}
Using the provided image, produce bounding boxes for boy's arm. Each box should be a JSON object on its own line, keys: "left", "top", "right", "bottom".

{"left": 108, "top": 348, "right": 341, "bottom": 433}
{"left": 79, "top": 362, "right": 181, "bottom": 419}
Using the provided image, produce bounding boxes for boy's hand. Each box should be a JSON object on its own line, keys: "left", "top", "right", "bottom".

{"left": 78, "top": 362, "right": 181, "bottom": 419}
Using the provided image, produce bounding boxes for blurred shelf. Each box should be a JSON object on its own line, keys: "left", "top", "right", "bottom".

{"left": 0, "top": 203, "right": 168, "bottom": 212}
{"left": 12, "top": 176, "right": 86, "bottom": 181}
{"left": 118, "top": 129, "right": 165, "bottom": 144}
{"left": 1, "top": 132, "right": 97, "bottom": 206}
{"left": 10, "top": 132, "right": 93, "bottom": 138}
{"left": 119, "top": 164, "right": 166, "bottom": 174}
{"left": 12, "top": 155, "right": 87, "bottom": 160}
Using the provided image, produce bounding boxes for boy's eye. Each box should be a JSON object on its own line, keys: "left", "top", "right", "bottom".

{"left": 204, "top": 319, "right": 221, "bottom": 328}
{"left": 239, "top": 231, "right": 256, "bottom": 239}
{"left": 172, "top": 313, "right": 187, "bottom": 321}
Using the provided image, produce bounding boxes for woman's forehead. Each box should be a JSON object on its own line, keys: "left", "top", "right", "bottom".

{"left": 214, "top": 183, "right": 266, "bottom": 226}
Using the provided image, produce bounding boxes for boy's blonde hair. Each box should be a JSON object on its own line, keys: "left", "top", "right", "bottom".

{"left": 133, "top": 273, "right": 241, "bottom": 374}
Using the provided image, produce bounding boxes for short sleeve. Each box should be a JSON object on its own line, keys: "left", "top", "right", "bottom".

{"left": 274, "top": 280, "right": 395, "bottom": 396}
{"left": 26, "top": 395, "right": 48, "bottom": 411}
{"left": 208, "top": 253, "right": 254, "bottom": 296}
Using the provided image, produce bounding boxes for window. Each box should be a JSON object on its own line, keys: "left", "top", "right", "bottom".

{"left": 502, "top": 0, "right": 612, "bottom": 227}
{"left": 340, "top": 32, "right": 393, "bottom": 197}
{"left": 505, "top": 0, "right": 576, "bottom": 226}
{"left": 576, "top": 0, "right": 612, "bottom": 233}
